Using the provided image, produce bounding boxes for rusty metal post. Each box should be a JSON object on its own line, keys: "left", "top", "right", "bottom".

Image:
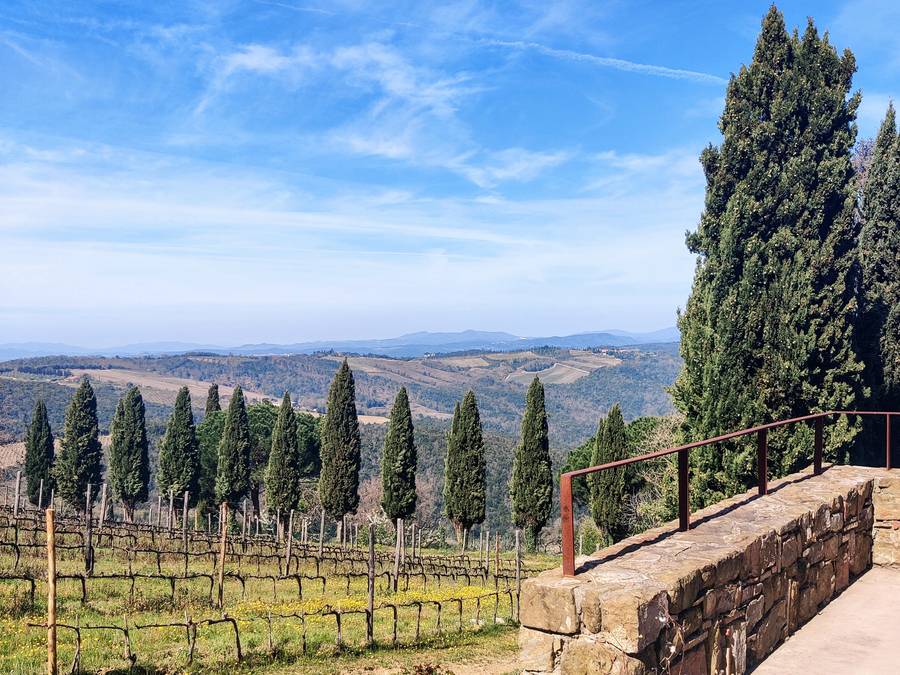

{"left": 678, "top": 449, "right": 690, "bottom": 531}
{"left": 560, "top": 473, "right": 575, "bottom": 576}
{"left": 814, "top": 417, "right": 824, "bottom": 475}
{"left": 758, "top": 429, "right": 768, "bottom": 496}
{"left": 887, "top": 413, "right": 893, "bottom": 470}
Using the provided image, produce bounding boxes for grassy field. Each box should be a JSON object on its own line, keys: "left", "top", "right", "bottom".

{"left": 0, "top": 513, "right": 554, "bottom": 674}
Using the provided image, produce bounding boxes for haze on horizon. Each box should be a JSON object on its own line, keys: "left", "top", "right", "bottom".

{"left": 1, "top": 1, "right": 895, "bottom": 346}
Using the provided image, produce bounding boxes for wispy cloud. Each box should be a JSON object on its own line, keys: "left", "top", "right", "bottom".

{"left": 481, "top": 39, "right": 728, "bottom": 85}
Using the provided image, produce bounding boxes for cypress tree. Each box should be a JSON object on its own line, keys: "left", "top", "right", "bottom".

{"left": 296, "top": 412, "right": 321, "bottom": 478}
{"left": 510, "top": 377, "right": 553, "bottom": 551}
{"left": 589, "top": 405, "right": 628, "bottom": 542}
{"left": 205, "top": 384, "right": 221, "bottom": 415}
{"left": 24, "top": 399, "right": 54, "bottom": 506}
{"left": 157, "top": 387, "right": 200, "bottom": 504}
{"left": 196, "top": 410, "right": 226, "bottom": 513}
{"left": 318, "top": 359, "right": 361, "bottom": 521}
{"left": 215, "top": 386, "right": 252, "bottom": 508}
{"left": 674, "top": 7, "right": 864, "bottom": 504}
{"left": 858, "top": 103, "right": 900, "bottom": 424}
{"left": 248, "top": 400, "right": 278, "bottom": 517}
{"left": 265, "top": 392, "right": 302, "bottom": 520}
{"left": 54, "top": 378, "right": 103, "bottom": 512}
{"left": 108, "top": 387, "right": 150, "bottom": 521}
{"left": 381, "top": 387, "right": 417, "bottom": 523}
{"left": 443, "top": 390, "right": 486, "bottom": 542}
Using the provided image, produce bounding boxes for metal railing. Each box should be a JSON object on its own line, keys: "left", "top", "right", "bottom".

{"left": 560, "top": 410, "right": 898, "bottom": 577}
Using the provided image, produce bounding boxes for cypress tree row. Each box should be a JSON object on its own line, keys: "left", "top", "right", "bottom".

{"left": 674, "top": 7, "right": 864, "bottom": 505}
{"left": 510, "top": 377, "right": 553, "bottom": 551}
{"left": 108, "top": 386, "right": 150, "bottom": 521}
{"left": 858, "top": 103, "right": 900, "bottom": 429}
{"left": 24, "top": 399, "right": 54, "bottom": 506}
{"left": 443, "top": 390, "right": 485, "bottom": 544}
{"left": 215, "top": 385, "right": 253, "bottom": 508}
{"left": 589, "top": 405, "right": 628, "bottom": 543}
{"left": 381, "top": 387, "right": 417, "bottom": 524}
{"left": 54, "top": 378, "right": 103, "bottom": 512}
{"left": 265, "top": 392, "right": 302, "bottom": 520}
{"left": 318, "top": 359, "right": 361, "bottom": 521}
{"left": 205, "top": 384, "right": 221, "bottom": 415}
{"left": 157, "top": 387, "right": 200, "bottom": 503}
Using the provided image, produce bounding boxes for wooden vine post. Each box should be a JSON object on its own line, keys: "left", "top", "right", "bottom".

{"left": 217, "top": 503, "right": 228, "bottom": 608}
{"left": 367, "top": 522, "right": 375, "bottom": 645}
{"left": 46, "top": 507, "right": 57, "bottom": 675}
{"left": 98, "top": 482, "right": 108, "bottom": 528}
{"left": 514, "top": 529, "right": 522, "bottom": 622}
{"left": 285, "top": 510, "right": 294, "bottom": 575}
{"left": 182, "top": 490, "right": 190, "bottom": 577}
{"left": 84, "top": 483, "right": 94, "bottom": 575}
{"left": 13, "top": 470, "right": 21, "bottom": 518}
{"left": 38, "top": 478, "right": 44, "bottom": 511}
{"left": 392, "top": 518, "right": 402, "bottom": 592}
{"left": 318, "top": 508, "right": 325, "bottom": 557}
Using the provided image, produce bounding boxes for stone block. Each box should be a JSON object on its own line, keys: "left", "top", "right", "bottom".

{"left": 823, "top": 535, "right": 840, "bottom": 561}
{"left": 670, "top": 644, "right": 706, "bottom": 675}
{"left": 716, "top": 550, "right": 742, "bottom": 585}
{"left": 600, "top": 585, "right": 668, "bottom": 653}
{"left": 780, "top": 535, "right": 800, "bottom": 569}
{"left": 559, "top": 638, "right": 646, "bottom": 675}
{"left": 760, "top": 531, "right": 778, "bottom": 570}
{"left": 519, "top": 626, "right": 565, "bottom": 673}
{"left": 575, "top": 583, "right": 604, "bottom": 634}
{"left": 520, "top": 577, "right": 580, "bottom": 634}
{"left": 744, "top": 595, "right": 764, "bottom": 629}
{"left": 751, "top": 599, "right": 786, "bottom": 662}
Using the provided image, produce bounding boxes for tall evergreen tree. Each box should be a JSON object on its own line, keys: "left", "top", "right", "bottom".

{"left": 318, "top": 359, "right": 361, "bottom": 521}
{"left": 108, "top": 387, "right": 150, "bottom": 521}
{"left": 381, "top": 387, "right": 417, "bottom": 523}
{"left": 205, "top": 384, "right": 221, "bottom": 415}
{"left": 510, "top": 377, "right": 553, "bottom": 551}
{"left": 54, "top": 378, "right": 103, "bottom": 512}
{"left": 674, "top": 7, "right": 864, "bottom": 505}
{"left": 858, "top": 103, "right": 900, "bottom": 427}
{"left": 215, "top": 386, "right": 252, "bottom": 508}
{"left": 589, "top": 405, "right": 628, "bottom": 542}
{"left": 248, "top": 400, "right": 278, "bottom": 517}
{"left": 157, "top": 387, "right": 200, "bottom": 504}
{"left": 196, "top": 410, "right": 226, "bottom": 513}
{"left": 443, "top": 390, "right": 486, "bottom": 542}
{"left": 296, "top": 412, "right": 322, "bottom": 478}
{"left": 24, "top": 399, "right": 54, "bottom": 506}
{"left": 265, "top": 393, "right": 302, "bottom": 521}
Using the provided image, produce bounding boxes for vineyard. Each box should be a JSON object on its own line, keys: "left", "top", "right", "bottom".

{"left": 0, "top": 488, "right": 552, "bottom": 674}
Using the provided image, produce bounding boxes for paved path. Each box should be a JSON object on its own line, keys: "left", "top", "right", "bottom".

{"left": 754, "top": 566, "right": 900, "bottom": 674}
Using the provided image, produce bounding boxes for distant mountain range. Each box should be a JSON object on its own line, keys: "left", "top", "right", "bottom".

{"left": 0, "top": 327, "right": 679, "bottom": 361}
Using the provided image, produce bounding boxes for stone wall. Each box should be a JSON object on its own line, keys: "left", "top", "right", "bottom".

{"left": 873, "top": 474, "right": 900, "bottom": 567}
{"left": 518, "top": 466, "right": 896, "bottom": 675}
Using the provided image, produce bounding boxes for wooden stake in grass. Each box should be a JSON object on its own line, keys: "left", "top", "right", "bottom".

{"left": 494, "top": 533, "right": 500, "bottom": 589}
{"left": 367, "top": 522, "right": 375, "bottom": 645}
{"left": 285, "top": 510, "right": 294, "bottom": 575}
{"left": 38, "top": 478, "right": 44, "bottom": 511}
{"left": 46, "top": 507, "right": 57, "bottom": 675}
{"left": 217, "top": 502, "right": 228, "bottom": 608}
{"left": 98, "top": 482, "right": 108, "bottom": 528}
{"left": 84, "top": 483, "right": 94, "bottom": 575}
{"left": 156, "top": 495, "right": 162, "bottom": 528}
{"left": 13, "top": 471, "right": 21, "bottom": 518}
{"left": 392, "top": 517, "right": 401, "bottom": 592}
{"left": 182, "top": 490, "right": 190, "bottom": 577}
{"left": 514, "top": 529, "right": 522, "bottom": 622}
{"left": 318, "top": 508, "right": 325, "bottom": 558}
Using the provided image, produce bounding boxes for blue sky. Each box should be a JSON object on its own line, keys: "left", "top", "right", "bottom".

{"left": 1, "top": 1, "right": 897, "bottom": 346}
